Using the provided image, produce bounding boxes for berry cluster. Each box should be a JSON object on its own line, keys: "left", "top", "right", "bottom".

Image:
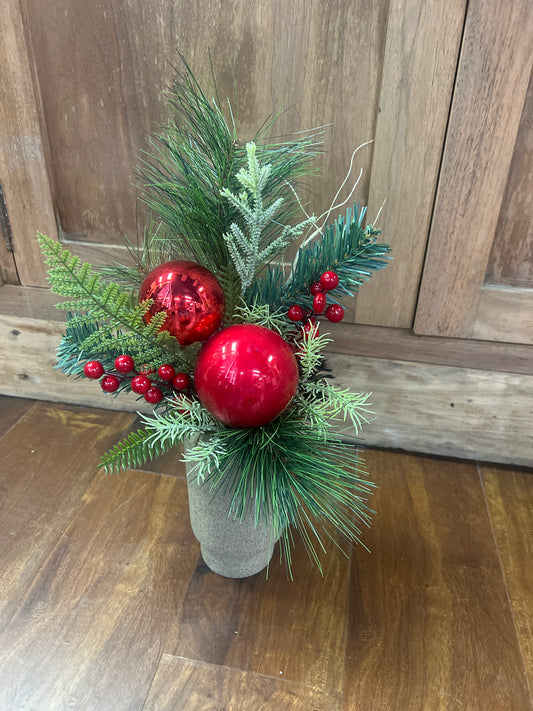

{"left": 83, "top": 355, "right": 190, "bottom": 405}
{"left": 287, "top": 271, "right": 345, "bottom": 335}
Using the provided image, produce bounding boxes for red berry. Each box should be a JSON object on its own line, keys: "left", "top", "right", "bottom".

{"left": 101, "top": 375, "right": 120, "bottom": 393}
{"left": 301, "top": 319, "right": 319, "bottom": 337}
{"left": 287, "top": 304, "right": 305, "bottom": 322}
{"left": 172, "top": 372, "right": 190, "bottom": 390}
{"left": 145, "top": 386, "right": 164, "bottom": 404}
{"left": 313, "top": 292, "right": 327, "bottom": 314}
{"left": 114, "top": 355, "right": 135, "bottom": 373}
{"left": 310, "top": 281, "right": 324, "bottom": 296}
{"left": 320, "top": 271, "right": 339, "bottom": 290}
{"left": 158, "top": 364, "right": 176, "bottom": 381}
{"left": 325, "top": 304, "right": 344, "bottom": 322}
{"left": 84, "top": 360, "right": 104, "bottom": 379}
{"left": 131, "top": 374, "right": 151, "bottom": 394}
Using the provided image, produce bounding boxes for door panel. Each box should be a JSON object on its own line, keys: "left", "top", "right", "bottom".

{"left": 414, "top": 0, "right": 533, "bottom": 344}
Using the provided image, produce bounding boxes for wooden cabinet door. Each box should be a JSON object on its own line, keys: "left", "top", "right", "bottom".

{"left": 414, "top": 0, "right": 533, "bottom": 345}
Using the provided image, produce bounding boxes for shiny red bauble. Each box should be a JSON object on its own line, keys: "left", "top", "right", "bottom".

{"left": 194, "top": 324, "right": 299, "bottom": 428}
{"left": 320, "top": 271, "right": 339, "bottom": 290}
{"left": 84, "top": 360, "right": 104, "bottom": 379}
{"left": 139, "top": 261, "right": 225, "bottom": 346}
{"left": 114, "top": 355, "right": 135, "bottom": 373}
{"left": 325, "top": 303, "right": 344, "bottom": 322}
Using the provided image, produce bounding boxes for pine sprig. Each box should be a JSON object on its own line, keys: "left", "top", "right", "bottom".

{"left": 38, "top": 234, "right": 185, "bottom": 366}
{"left": 221, "top": 142, "right": 313, "bottom": 292}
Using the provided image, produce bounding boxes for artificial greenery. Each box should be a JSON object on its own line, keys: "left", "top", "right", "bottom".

{"left": 39, "top": 59, "right": 391, "bottom": 577}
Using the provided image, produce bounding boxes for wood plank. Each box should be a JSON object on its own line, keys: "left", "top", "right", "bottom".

{"left": 165, "top": 538, "right": 351, "bottom": 696}
{"left": 487, "top": 70, "right": 533, "bottom": 289}
{"left": 327, "top": 353, "right": 533, "bottom": 468}
{"left": 24, "top": 0, "right": 387, "bottom": 246}
{"left": 2, "top": 284, "right": 533, "bottom": 375}
{"left": 472, "top": 286, "right": 533, "bottom": 345}
{"left": 354, "top": 0, "right": 466, "bottom": 328}
{"left": 481, "top": 465, "right": 533, "bottom": 694}
{"left": 0, "top": 402, "right": 134, "bottom": 622}
{"left": 0, "top": 2, "right": 57, "bottom": 287}
{"left": 0, "top": 469, "right": 200, "bottom": 711}
{"left": 143, "top": 655, "right": 339, "bottom": 711}
{"left": 415, "top": 0, "right": 533, "bottom": 338}
{"left": 0, "top": 395, "right": 35, "bottom": 436}
{"left": 326, "top": 322, "right": 533, "bottom": 376}
{"left": 344, "top": 449, "right": 531, "bottom": 710}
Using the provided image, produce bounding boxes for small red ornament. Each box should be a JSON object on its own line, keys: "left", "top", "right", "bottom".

{"left": 101, "top": 375, "right": 120, "bottom": 393}
{"left": 84, "top": 360, "right": 104, "bottom": 379}
{"left": 320, "top": 271, "right": 339, "bottom": 290}
{"left": 131, "top": 374, "right": 151, "bottom": 394}
{"left": 287, "top": 304, "right": 305, "bottom": 322}
{"left": 325, "top": 304, "right": 344, "bottom": 322}
{"left": 139, "top": 260, "right": 225, "bottom": 346}
{"left": 310, "top": 281, "right": 324, "bottom": 296}
{"left": 115, "top": 355, "right": 135, "bottom": 373}
{"left": 157, "top": 364, "right": 176, "bottom": 381}
{"left": 313, "top": 292, "right": 327, "bottom": 314}
{"left": 145, "top": 386, "right": 164, "bottom": 404}
{"left": 172, "top": 372, "right": 190, "bottom": 390}
{"left": 195, "top": 324, "right": 299, "bottom": 428}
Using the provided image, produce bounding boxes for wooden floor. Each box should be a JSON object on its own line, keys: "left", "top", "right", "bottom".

{"left": 0, "top": 396, "right": 531, "bottom": 710}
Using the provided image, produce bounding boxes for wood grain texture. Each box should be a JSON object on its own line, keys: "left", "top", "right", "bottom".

{"left": 166, "top": 538, "right": 351, "bottom": 695}
{"left": 0, "top": 1, "right": 57, "bottom": 287}
{"left": 24, "top": 0, "right": 386, "bottom": 246}
{"left": 354, "top": 0, "right": 466, "bottom": 328}
{"left": 481, "top": 466, "right": 533, "bottom": 695}
{"left": 344, "top": 449, "right": 531, "bottom": 710}
{"left": 2, "top": 284, "right": 533, "bottom": 376}
{"left": 0, "top": 394, "right": 35, "bottom": 435}
{"left": 472, "top": 286, "right": 533, "bottom": 346}
{"left": 415, "top": 0, "right": 533, "bottom": 338}
{"left": 327, "top": 353, "right": 533, "bottom": 467}
{"left": 143, "top": 655, "right": 340, "bottom": 711}
{"left": 0, "top": 469, "right": 200, "bottom": 711}
{"left": 487, "top": 70, "right": 533, "bottom": 288}
{"left": 0, "top": 402, "right": 134, "bottom": 623}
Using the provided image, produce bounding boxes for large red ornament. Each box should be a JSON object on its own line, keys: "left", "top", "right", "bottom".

{"left": 194, "top": 324, "right": 299, "bottom": 428}
{"left": 139, "top": 261, "right": 225, "bottom": 346}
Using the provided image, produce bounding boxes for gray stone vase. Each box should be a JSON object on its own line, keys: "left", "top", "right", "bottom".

{"left": 184, "top": 436, "right": 278, "bottom": 578}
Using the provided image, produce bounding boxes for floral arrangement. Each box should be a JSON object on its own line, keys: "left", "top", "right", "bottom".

{"left": 38, "top": 60, "right": 390, "bottom": 576}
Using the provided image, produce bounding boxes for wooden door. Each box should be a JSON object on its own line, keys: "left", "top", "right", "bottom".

{"left": 414, "top": 0, "right": 533, "bottom": 345}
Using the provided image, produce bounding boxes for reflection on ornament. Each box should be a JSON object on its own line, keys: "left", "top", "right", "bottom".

{"left": 139, "top": 261, "right": 224, "bottom": 345}
{"left": 194, "top": 324, "right": 299, "bottom": 428}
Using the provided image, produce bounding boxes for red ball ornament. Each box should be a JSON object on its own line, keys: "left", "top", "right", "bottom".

{"left": 131, "top": 374, "right": 151, "bottom": 394}
{"left": 101, "top": 375, "right": 120, "bottom": 393}
{"left": 310, "top": 281, "right": 324, "bottom": 296}
{"left": 287, "top": 304, "right": 305, "bottom": 322}
{"left": 195, "top": 324, "right": 299, "bottom": 428}
{"left": 157, "top": 364, "right": 176, "bottom": 381}
{"left": 320, "top": 271, "right": 339, "bottom": 290}
{"left": 145, "top": 386, "right": 164, "bottom": 404}
{"left": 115, "top": 355, "right": 135, "bottom": 373}
{"left": 139, "top": 260, "right": 225, "bottom": 346}
{"left": 84, "top": 360, "right": 104, "bottom": 379}
{"left": 325, "top": 303, "right": 344, "bottom": 322}
{"left": 172, "top": 372, "right": 190, "bottom": 391}
{"left": 313, "top": 292, "right": 327, "bottom": 314}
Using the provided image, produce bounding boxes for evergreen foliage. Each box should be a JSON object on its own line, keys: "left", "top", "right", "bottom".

{"left": 38, "top": 58, "right": 392, "bottom": 577}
